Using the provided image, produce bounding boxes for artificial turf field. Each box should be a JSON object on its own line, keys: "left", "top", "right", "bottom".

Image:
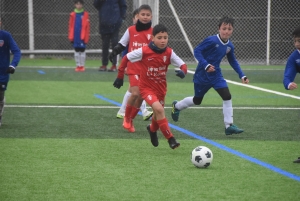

{"left": 0, "top": 58, "right": 299, "bottom": 201}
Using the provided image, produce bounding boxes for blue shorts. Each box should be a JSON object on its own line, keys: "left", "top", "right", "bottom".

{"left": 194, "top": 78, "right": 228, "bottom": 97}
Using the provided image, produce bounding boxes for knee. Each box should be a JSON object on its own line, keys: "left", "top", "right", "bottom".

{"left": 222, "top": 94, "right": 231, "bottom": 101}
{"left": 193, "top": 97, "right": 203, "bottom": 105}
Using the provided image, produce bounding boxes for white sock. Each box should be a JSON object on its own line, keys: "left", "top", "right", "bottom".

{"left": 223, "top": 100, "right": 233, "bottom": 128}
{"left": 175, "top": 96, "right": 194, "bottom": 110}
{"left": 140, "top": 100, "right": 147, "bottom": 115}
{"left": 74, "top": 52, "right": 80, "bottom": 67}
{"left": 118, "top": 90, "right": 131, "bottom": 113}
{"left": 80, "top": 51, "right": 86, "bottom": 67}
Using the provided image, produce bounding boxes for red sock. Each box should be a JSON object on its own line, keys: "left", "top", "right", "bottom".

{"left": 150, "top": 118, "right": 159, "bottom": 132}
{"left": 125, "top": 104, "right": 133, "bottom": 120}
{"left": 130, "top": 107, "right": 140, "bottom": 119}
{"left": 156, "top": 118, "right": 173, "bottom": 139}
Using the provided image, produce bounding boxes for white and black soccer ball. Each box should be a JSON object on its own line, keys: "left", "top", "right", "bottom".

{"left": 191, "top": 146, "right": 213, "bottom": 168}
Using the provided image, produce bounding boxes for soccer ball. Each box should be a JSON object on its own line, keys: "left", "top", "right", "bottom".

{"left": 191, "top": 146, "right": 213, "bottom": 168}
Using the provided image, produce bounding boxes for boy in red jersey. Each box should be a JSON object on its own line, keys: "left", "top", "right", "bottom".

{"left": 109, "top": 5, "right": 153, "bottom": 132}
{"left": 113, "top": 24, "right": 187, "bottom": 149}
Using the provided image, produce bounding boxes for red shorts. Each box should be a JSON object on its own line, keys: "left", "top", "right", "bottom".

{"left": 128, "top": 74, "right": 140, "bottom": 87}
{"left": 140, "top": 88, "right": 165, "bottom": 107}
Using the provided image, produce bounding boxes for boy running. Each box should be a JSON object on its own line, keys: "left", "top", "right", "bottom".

{"left": 113, "top": 24, "right": 187, "bottom": 149}
{"left": 171, "top": 16, "right": 249, "bottom": 135}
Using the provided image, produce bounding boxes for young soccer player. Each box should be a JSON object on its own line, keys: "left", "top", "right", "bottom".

{"left": 68, "top": 0, "right": 90, "bottom": 72}
{"left": 282, "top": 26, "right": 300, "bottom": 163}
{"left": 171, "top": 16, "right": 249, "bottom": 135}
{"left": 113, "top": 24, "right": 187, "bottom": 149}
{"left": 0, "top": 17, "right": 21, "bottom": 126}
{"left": 109, "top": 5, "right": 153, "bottom": 131}
{"left": 116, "top": 8, "right": 153, "bottom": 121}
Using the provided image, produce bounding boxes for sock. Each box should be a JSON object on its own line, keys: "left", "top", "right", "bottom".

{"left": 223, "top": 100, "right": 233, "bottom": 128}
{"left": 125, "top": 104, "right": 133, "bottom": 120}
{"left": 175, "top": 96, "right": 194, "bottom": 110}
{"left": 130, "top": 107, "right": 140, "bottom": 120}
{"left": 80, "top": 51, "right": 86, "bottom": 67}
{"left": 119, "top": 91, "right": 131, "bottom": 113}
{"left": 157, "top": 118, "right": 173, "bottom": 139}
{"left": 140, "top": 100, "right": 147, "bottom": 115}
{"left": 150, "top": 118, "right": 159, "bottom": 132}
{"left": 74, "top": 52, "right": 80, "bottom": 67}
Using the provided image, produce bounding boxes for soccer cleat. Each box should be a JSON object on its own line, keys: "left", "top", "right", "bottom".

{"left": 75, "top": 66, "right": 81, "bottom": 72}
{"left": 171, "top": 100, "right": 180, "bottom": 122}
{"left": 293, "top": 157, "right": 300, "bottom": 163}
{"left": 108, "top": 65, "right": 117, "bottom": 72}
{"left": 168, "top": 137, "right": 180, "bottom": 149}
{"left": 225, "top": 124, "right": 244, "bottom": 135}
{"left": 79, "top": 66, "right": 85, "bottom": 72}
{"left": 123, "top": 118, "right": 135, "bottom": 133}
{"left": 147, "top": 125, "right": 158, "bottom": 147}
{"left": 98, "top": 65, "right": 107, "bottom": 71}
{"left": 116, "top": 112, "right": 125, "bottom": 119}
{"left": 143, "top": 111, "right": 153, "bottom": 121}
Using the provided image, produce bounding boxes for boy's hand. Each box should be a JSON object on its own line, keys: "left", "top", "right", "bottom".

{"left": 109, "top": 52, "right": 116, "bottom": 63}
{"left": 242, "top": 76, "right": 249, "bottom": 84}
{"left": 6, "top": 66, "right": 15, "bottom": 74}
{"left": 206, "top": 65, "right": 215, "bottom": 72}
{"left": 113, "top": 78, "right": 123, "bottom": 89}
{"left": 288, "top": 82, "right": 297, "bottom": 90}
{"left": 175, "top": 70, "right": 185, "bottom": 79}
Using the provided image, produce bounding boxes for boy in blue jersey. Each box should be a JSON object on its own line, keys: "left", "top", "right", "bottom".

{"left": 283, "top": 26, "right": 300, "bottom": 163}
{"left": 171, "top": 16, "right": 249, "bottom": 135}
{"left": 0, "top": 18, "right": 21, "bottom": 126}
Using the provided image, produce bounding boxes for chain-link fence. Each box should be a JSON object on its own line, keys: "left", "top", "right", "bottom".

{"left": 0, "top": 0, "right": 299, "bottom": 64}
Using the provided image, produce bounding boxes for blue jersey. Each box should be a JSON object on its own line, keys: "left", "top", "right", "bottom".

{"left": 193, "top": 34, "right": 245, "bottom": 84}
{"left": 73, "top": 12, "right": 86, "bottom": 48}
{"left": 0, "top": 30, "right": 21, "bottom": 82}
{"left": 283, "top": 50, "right": 300, "bottom": 90}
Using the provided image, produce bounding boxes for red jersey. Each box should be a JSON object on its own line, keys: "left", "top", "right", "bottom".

{"left": 118, "top": 46, "right": 186, "bottom": 97}
{"left": 118, "top": 25, "right": 153, "bottom": 75}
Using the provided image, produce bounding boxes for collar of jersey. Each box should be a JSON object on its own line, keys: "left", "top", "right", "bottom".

{"left": 74, "top": 8, "right": 84, "bottom": 13}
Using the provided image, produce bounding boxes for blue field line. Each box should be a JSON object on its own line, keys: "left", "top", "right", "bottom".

{"left": 37, "top": 70, "right": 46, "bottom": 74}
{"left": 95, "top": 94, "right": 300, "bottom": 182}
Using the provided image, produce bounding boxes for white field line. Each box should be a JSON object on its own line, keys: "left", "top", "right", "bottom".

{"left": 182, "top": 69, "right": 300, "bottom": 100}
{"left": 5, "top": 105, "right": 300, "bottom": 110}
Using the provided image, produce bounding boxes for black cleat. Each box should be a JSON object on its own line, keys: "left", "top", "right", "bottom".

{"left": 293, "top": 157, "right": 300, "bottom": 163}
{"left": 168, "top": 137, "right": 180, "bottom": 149}
{"left": 147, "top": 125, "right": 158, "bottom": 147}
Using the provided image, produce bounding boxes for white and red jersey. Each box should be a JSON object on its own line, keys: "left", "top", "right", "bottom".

{"left": 118, "top": 25, "right": 153, "bottom": 75}
{"left": 118, "top": 46, "right": 185, "bottom": 96}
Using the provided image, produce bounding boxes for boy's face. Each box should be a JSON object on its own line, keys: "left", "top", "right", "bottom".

{"left": 218, "top": 23, "right": 233, "bottom": 41}
{"left": 75, "top": 2, "right": 83, "bottom": 10}
{"left": 132, "top": 14, "right": 139, "bottom": 24}
{"left": 294, "top": 37, "right": 300, "bottom": 51}
{"left": 138, "top": 9, "right": 152, "bottom": 24}
{"left": 152, "top": 32, "right": 168, "bottom": 49}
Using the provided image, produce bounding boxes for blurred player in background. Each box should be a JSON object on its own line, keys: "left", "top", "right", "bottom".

{"left": 68, "top": 0, "right": 90, "bottom": 72}
{"left": 282, "top": 26, "right": 300, "bottom": 163}
{"left": 116, "top": 8, "right": 153, "bottom": 121}
{"left": 109, "top": 5, "right": 153, "bottom": 132}
{"left": 171, "top": 16, "right": 249, "bottom": 135}
{"left": 0, "top": 17, "right": 21, "bottom": 126}
{"left": 113, "top": 24, "right": 187, "bottom": 149}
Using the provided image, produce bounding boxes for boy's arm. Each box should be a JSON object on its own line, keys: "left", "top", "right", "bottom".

{"left": 226, "top": 46, "right": 246, "bottom": 80}
{"left": 283, "top": 54, "right": 297, "bottom": 90}
{"left": 194, "top": 38, "right": 211, "bottom": 70}
{"left": 109, "top": 29, "right": 130, "bottom": 62}
{"left": 170, "top": 50, "right": 187, "bottom": 78}
{"left": 8, "top": 33, "right": 21, "bottom": 69}
{"left": 117, "top": 48, "right": 143, "bottom": 79}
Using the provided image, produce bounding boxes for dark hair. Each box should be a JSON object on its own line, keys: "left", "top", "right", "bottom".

{"left": 218, "top": 16, "right": 235, "bottom": 28}
{"left": 132, "top": 9, "right": 139, "bottom": 18}
{"left": 74, "top": 0, "right": 84, "bottom": 4}
{"left": 138, "top": 4, "right": 152, "bottom": 13}
{"left": 292, "top": 26, "right": 300, "bottom": 38}
{"left": 153, "top": 24, "right": 168, "bottom": 36}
